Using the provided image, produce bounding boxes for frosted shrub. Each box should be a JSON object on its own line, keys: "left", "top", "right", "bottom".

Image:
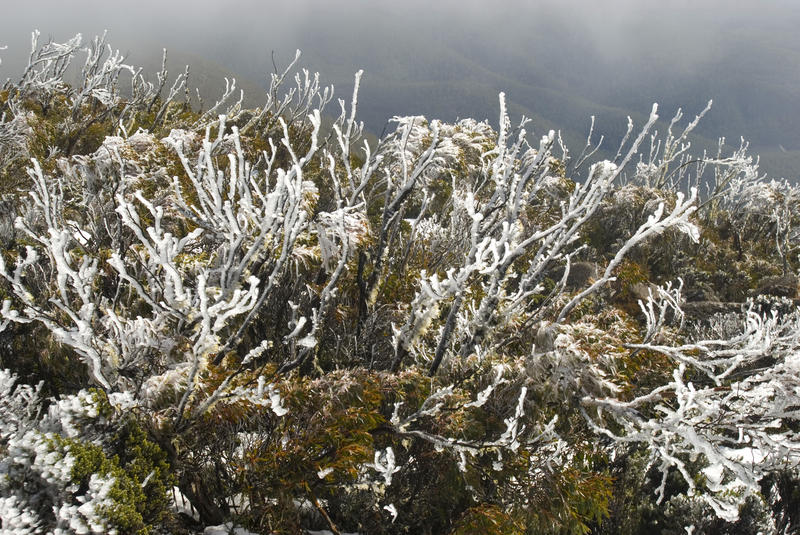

{"left": 1, "top": 32, "right": 799, "bottom": 533}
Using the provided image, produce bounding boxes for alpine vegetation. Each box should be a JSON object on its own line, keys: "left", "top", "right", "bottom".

{"left": 1, "top": 32, "right": 799, "bottom": 534}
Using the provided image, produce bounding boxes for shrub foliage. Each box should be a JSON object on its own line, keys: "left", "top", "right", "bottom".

{"left": 1, "top": 32, "right": 800, "bottom": 534}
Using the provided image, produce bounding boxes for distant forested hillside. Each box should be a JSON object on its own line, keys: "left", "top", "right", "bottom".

{"left": 3, "top": 3, "right": 800, "bottom": 180}
{"left": 281, "top": 4, "right": 800, "bottom": 181}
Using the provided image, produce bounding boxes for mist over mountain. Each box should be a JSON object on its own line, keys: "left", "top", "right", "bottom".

{"left": 3, "top": 0, "right": 800, "bottom": 178}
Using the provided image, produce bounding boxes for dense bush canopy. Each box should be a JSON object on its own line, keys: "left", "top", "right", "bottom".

{"left": 1, "top": 32, "right": 800, "bottom": 534}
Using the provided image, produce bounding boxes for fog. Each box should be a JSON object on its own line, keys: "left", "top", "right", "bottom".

{"left": 3, "top": 0, "right": 800, "bottom": 177}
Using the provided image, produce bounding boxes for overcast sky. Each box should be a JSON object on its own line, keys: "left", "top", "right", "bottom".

{"left": 3, "top": 1, "right": 800, "bottom": 176}
{"left": 4, "top": 0, "right": 798, "bottom": 75}
{"left": 4, "top": 3, "right": 796, "bottom": 45}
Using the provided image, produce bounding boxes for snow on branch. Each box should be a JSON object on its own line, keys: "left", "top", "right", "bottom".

{"left": 585, "top": 301, "right": 800, "bottom": 521}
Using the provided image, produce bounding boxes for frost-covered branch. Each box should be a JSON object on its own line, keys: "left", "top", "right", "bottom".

{"left": 586, "top": 303, "right": 800, "bottom": 521}
{"left": 556, "top": 187, "right": 699, "bottom": 323}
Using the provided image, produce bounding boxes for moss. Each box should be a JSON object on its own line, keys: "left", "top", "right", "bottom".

{"left": 52, "top": 435, "right": 149, "bottom": 534}
{"left": 113, "top": 419, "right": 175, "bottom": 526}
{"left": 36, "top": 392, "right": 174, "bottom": 533}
